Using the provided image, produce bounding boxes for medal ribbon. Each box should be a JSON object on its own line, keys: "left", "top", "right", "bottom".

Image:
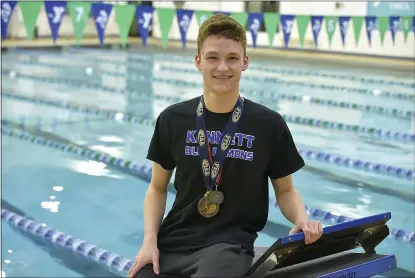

{"left": 195, "top": 96, "right": 244, "bottom": 191}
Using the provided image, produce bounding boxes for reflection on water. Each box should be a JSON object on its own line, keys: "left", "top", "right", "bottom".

{"left": 69, "top": 160, "right": 123, "bottom": 179}
{"left": 53, "top": 186, "right": 63, "bottom": 192}
{"left": 40, "top": 198, "right": 60, "bottom": 213}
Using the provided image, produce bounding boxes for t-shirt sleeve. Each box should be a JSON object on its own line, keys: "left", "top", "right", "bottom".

{"left": 146, "top": 110, "right": 176, "bottom": 171}
{"left": 266, "top": 115, "right": 305, "bottom": 179}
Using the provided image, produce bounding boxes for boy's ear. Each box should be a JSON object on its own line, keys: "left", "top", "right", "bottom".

{"left": 242, "top": 55, "right": 249, "bottom": 71}
{"left": 195, "top": 54, "right": 202, "bottom": 72}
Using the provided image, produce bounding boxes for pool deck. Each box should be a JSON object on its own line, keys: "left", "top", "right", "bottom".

{"left": 2, "top": 36, "right": 414, "bottom": 74}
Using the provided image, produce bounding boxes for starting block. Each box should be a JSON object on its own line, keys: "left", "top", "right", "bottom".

{"left": 246, "top": 212, "right": 397, "bottom": 277}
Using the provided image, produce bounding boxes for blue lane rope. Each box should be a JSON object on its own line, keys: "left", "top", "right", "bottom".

{"left": 3, "top": 115, "right": 415, "bottom": 182}
{"left": 152, "top": 75, "right": 415, "bottom": 101}
{"left": 2, "top": 205, "right": 413, "bottom": 278}
{"left": 2, "top": 126, "right": 414, "bottom": 245}
{"left": 156, "top": 64, "right": 415, "bottom": 101}
{"left": 2, "top": 91, "right": 414, "bottom": 180}
{"left": 64, "top": 48, "right": 415, "bottom": 89}
{"left": 3, "top": 89, "right": 414, "bottom": 144}
{"left": 297, "top": 149, "right": 414, "bottom": 180}
{"left": 1, "top": 70, "right": 150, "bottom": 95}
{"left": 3, "top": 57, "right": 414, "bottom": 101}
{"left": 1, "top": 208, "right": 133, "bottom": 276}
{"left": 4, "top": 59, "right": 414, "bottom": 120}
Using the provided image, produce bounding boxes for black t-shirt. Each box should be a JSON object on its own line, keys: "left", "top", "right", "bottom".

{"left": 146, "top": 96, "right": 305, "bottom": 254}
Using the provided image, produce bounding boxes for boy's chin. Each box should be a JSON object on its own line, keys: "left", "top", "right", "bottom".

{"left": 209, "top": 85, "right": 236, "bottom": 94}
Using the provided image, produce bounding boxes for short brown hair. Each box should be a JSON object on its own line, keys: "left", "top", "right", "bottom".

{"left": 197, "top": 13, "right": 247, "bottom": 56}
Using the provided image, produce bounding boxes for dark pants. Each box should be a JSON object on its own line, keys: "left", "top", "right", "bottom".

{"left": 133, "top": 243, "right": 254, "bottom": 278}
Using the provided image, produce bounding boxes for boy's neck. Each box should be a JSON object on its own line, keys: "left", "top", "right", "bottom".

{"left": 203, "top": 87, "right": 240, "bottom": 113}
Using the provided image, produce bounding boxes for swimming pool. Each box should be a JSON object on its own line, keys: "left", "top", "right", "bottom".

{"left": 1, "top": 46, "right": 414, "bottom": 277}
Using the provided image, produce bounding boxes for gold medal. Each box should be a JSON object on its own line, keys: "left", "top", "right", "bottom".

{"left": 198, "top": 193, "right": 219, "bottom": 218}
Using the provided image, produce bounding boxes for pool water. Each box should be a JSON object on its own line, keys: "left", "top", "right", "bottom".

{"left": 1, "top": 47, "right": 414, "bottom": 277}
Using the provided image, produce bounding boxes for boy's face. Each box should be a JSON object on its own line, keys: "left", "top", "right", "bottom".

{"left": 195, "top": 35, "right": 248, "bottom": 95}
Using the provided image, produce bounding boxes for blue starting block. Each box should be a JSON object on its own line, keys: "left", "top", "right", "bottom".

{"left": 246, "top": 212, "right": 397, "bottom": 277}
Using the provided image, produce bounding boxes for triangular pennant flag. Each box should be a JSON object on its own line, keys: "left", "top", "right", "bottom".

{"left": 389, "top": 16, "right": 400, "bottom": 45}
{"left": 195, "top": 10, "right": 213, "bottom": 26}
{"left": 352, "top": 16, "right": 364, "bottom": 46}
{"left": 310, "top": 16, "right": 323, "bottom": 48}
{"left": 338, "top": 16, "right": 351, "bottom": 47}
{"left": 377, "top": 16, "right": 389, "bottom": 45}
{"left": 1, "top": 1, "right": 17, "bottom": 40}
{"left": 280, "top": 15, "right": 295, "bottom": 48}
{"left": 263, "top": 12, "right": 279, "bottom": 48}
{"left": 365, "top": 16, "right": 377, "bottom": 46}
{"left": 44, "top": 1, "right": 67, "bottom": 43}
{"left": 136, "top": 5, "right": 154, "bottom": 47}
{"left": 156, "top": 8, "right": 175, "bottom": 48}
{"left": 412, "top": 16, "right": 415, "bottom": 33}
{"left": 176, "top": 9, "right": 194, "bottom": 48}
{"left": 67, "top": 2, "right": 91, "bottom": 45}
{"left": 114, "top": 4, "right": 135, "bottom": 47}
{"left": 247, "top": 12, "right": 263, "bottom": 48}
{"left": 19, "top": 1, "right": 42, "bottom": 40}
{"left": 325, "top": 16, "right": 337, "bottom": 47}
{"left": 296, "top": 15, "right": 310, "bottom": 48}
{"left": 230, "top": 12, "right": 248, "bottom": 28}
{"left": 91, "top": 3, "right": 113, "bottom": 46}
{"left": 400, "top": 16, "right": 412, "bottom": 43}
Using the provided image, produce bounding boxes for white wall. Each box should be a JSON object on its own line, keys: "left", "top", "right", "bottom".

{"left": 280, "top": 1, "right": 367, "bottom": 16}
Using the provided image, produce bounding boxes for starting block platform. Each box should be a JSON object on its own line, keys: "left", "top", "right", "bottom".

{"left": 246, "top": 212, "right": 397, "bottom": 277}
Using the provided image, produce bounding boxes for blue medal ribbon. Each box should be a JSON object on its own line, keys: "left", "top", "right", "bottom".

{"left": 195, "top": 96, "right": 244, "bottom": 192}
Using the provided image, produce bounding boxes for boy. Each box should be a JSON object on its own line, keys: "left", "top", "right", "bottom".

{"left": 129, "top": 13, "right": 322, "bottom": 278}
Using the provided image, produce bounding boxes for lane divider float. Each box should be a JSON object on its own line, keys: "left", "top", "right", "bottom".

{"left": 2, "top": 125, "right": 414, "bottom": 244}
{"left": 2, "top": 87, "right": 414, "bottom": 144}
{"left": 1, "top": 208, "right": 133, "bottom": 276}
{"left": 153, "top": 75, "right": 415, "bottom": 101}
{"left": 65, "top": 48, "right": 415, "bottom": 89}
{"left": 4, "top": 59, "right": 414, "bottom": 119}
{"left": 3, "top": 57, "right": 414, "bottom": 101}
{"left": 3, "top": 92, "right": 414, "bottom": 180}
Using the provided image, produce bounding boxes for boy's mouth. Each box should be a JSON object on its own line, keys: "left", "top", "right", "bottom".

{"left": 213, "top": 76, "right": 232, "bottom": 79}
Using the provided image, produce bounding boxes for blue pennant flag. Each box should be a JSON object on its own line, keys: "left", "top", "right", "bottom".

{"left": 136, "top": 5, "right": 154, "bottom": 47}
{"left": 338, "top": 16, "right": 350, "bottom": 47}
{"left": 365, "top": 16, "right": 377, "bottom": 46}
{"left": 247, "top": 12, "right": 263, "bottom": 48}
{"left": 176, "top": 9, "right": 194, "bottom": 48}
{"left": 44, "top": 1, "right": 67, "bottom": 42}
{"left": 311, "top": 16, "right": 323, "bottom": 47}
{"left": 91, "top": 3, "right": 113, "bottom": 46}
{"left": 1, "top": 1, "right": 17, "bottom": 40}
{"left": 389, "top": 16, "right": 400, "bottom": 44}
{"left": 280, "top": 15, "right": 296, "bottom": 48}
